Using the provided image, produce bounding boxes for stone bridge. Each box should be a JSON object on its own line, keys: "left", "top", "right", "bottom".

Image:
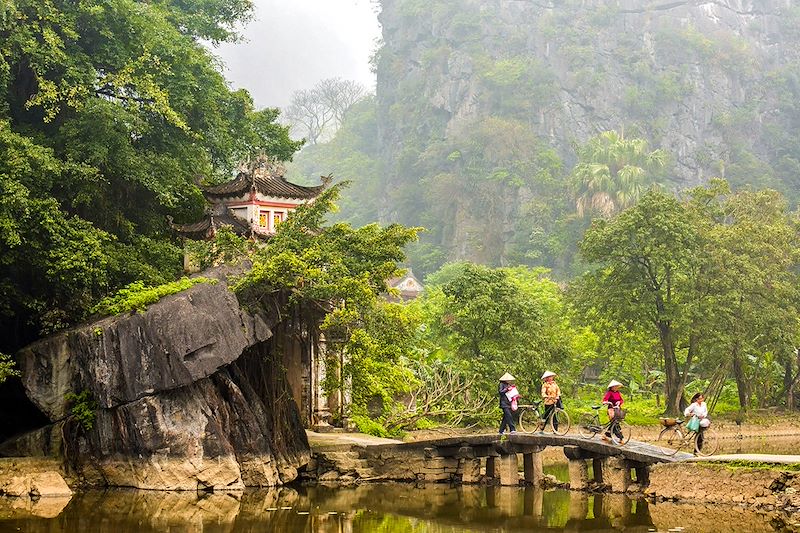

{"left": 310, "top": 433, "right": 692, "bottom": 493}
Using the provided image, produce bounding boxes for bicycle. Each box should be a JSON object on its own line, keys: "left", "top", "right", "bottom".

{"left": 516, "top": 400, "right": 570, "bottom": 435}
{"left": 657, "top": 417, "right": 718, "bottom": 456}
{"left": 578, "top": 405, "right": 631, "bottom": 445}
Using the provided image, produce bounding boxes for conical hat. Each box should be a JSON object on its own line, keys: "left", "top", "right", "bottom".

{"left": 499, "top": 372, "right": 516, "bottom": 382}
{"left": 607, "top": 379, "right": 623, "bottom": 389}
{"left": 541, "top": 370, "right": 556, "bottom": 380}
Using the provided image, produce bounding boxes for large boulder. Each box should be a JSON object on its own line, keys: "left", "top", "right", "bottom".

{"left": 5, "top": 273, "right": 310, "bottom": 490}
{"left": 18, "top": 279, "right": 272, "bottom": 420}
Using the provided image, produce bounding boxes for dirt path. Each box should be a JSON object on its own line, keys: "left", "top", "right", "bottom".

{"left": 306, "top": 430, "right": 401, "bottom": 451}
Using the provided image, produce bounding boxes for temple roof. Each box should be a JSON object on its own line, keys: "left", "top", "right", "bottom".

{"left": 202, "top": 155, "right": 327, "bottom": 200}
{"left": 169, "top": 212, "right": 251, "bottom": 240}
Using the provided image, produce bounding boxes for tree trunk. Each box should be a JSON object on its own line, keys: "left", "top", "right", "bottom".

{"left": 658, "top": 321, "right": 682, "bottom": 415}
{"left": 786, "top": 348, "right": 800, "bottom": 411}
{"left": 731, "top": 342, "right": 749, "bottom": 411}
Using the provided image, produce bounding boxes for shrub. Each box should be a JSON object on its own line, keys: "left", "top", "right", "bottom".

{"left": 91, "top": 277, "right": 215, "bottom": 316}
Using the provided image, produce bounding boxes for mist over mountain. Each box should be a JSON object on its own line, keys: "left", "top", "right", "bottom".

{"left": 288, "top": 0, "right": 800, "bottom": 275}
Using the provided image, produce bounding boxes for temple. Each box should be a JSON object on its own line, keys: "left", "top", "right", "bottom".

{"left": 171, "top": 155, "right": 330, "bottom": 240}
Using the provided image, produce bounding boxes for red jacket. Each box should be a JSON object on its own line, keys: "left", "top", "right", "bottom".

{"left": 602, "top": 390, "right": 624, "bottom": 407}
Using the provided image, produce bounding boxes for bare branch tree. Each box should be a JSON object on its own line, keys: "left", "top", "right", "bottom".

{"left": 383, "top": 362, "right": 493, "bottom": 431}
{"left": 283, "top": 78, "right": 366, "bottom": 145}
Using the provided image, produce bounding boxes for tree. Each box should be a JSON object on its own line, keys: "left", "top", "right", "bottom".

{"left": 577, "top": 182, "right": 800, "bottom": 414}
{"left": 577, "top": 189, "right": 702, "bottom": 414}
{"left": 692, "top": 187, "right": 800, "bottom": 410}
{"left": 284, "top": 78, "right": 367, "bottom": 145}
{"left": 0, "top": 0, "right": 300, "bottom": 352}
{"left": 572, "top": 130, "right": 668, "bottom": 218}
{"left": 418, "top": 263, "right": 546, "bottom": 398}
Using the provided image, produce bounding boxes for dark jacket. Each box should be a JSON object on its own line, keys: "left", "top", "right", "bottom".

{"left": 499, "top": 382, "right": 512, "bottom": 408}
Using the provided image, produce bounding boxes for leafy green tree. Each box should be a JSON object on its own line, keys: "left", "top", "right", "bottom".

{"left": 577, "top": 189, "right": 702, "bottom": 414}
{"left": 234, "top": 184, "right": 421, "bottom": 434}
{"left": 0, "top": 0, "right": 299, "bottom": 351}
{"left": 578, "top": 182, "right": 800, "bottom": 413}
{"left": 419, "top": 263, "right": 556, "bottom": 399}
{"left": 0, "top": 353, "right": 19, "bottom": 385}
{"left": 572, "top": 130, "right": 668, "bottom": 218}
{"left": 691, "top": 187, "right": 800, "bottom": 410}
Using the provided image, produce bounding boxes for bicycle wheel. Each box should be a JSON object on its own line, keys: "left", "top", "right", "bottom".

{"left": 517, "top": 408, "right": 538, "bottom": 433}
{"left": 549, "top": 408, "right": 570, "bottom": 436}
{"left": 658, "top": 426, "right": 685, "bottom": 456}
{"left": 695, "top": 427, "right": 719, "bottom": 456}
{"left": 578, "top": 414, "right": 598, "bottom": 439}
{"left": 611, "top": 420, "right": 631, "bottom": 446}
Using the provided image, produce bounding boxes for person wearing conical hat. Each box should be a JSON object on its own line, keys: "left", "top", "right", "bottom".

{"left": 540, "top": 371, "right": 561, "bottom": 432}
{"left": 498, "top": 373, "right": 517, "bottom": 435}
{"left": 602, "top": 380, "right": 624, "bottom": 441}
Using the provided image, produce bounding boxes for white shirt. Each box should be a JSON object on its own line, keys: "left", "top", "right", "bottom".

{"left": 684, "top": 401, "right": 708, "bottom": 419}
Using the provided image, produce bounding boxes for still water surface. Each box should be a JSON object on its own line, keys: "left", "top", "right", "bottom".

{"left": 0, "top": 482, "right": 788, "bottom": 533}
{"left": 0, "top": 436, "right": 796, "bottom": 533}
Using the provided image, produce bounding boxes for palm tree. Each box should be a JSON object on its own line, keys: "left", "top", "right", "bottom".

{"left": 572, "top": 130, "right": 668, "bottom": 217}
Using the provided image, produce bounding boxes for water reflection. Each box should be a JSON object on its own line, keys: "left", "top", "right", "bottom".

{"left": 0, "top": 483, "right": 784, "bottom": 533}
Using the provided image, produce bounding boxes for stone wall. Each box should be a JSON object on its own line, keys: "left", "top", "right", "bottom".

{"left": 646, "top": 462, "right": 800, "bottom": 512}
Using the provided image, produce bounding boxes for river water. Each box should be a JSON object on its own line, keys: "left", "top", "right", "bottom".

{"left": 0, "top": 481, "right": 790, "bottom": 533}
{"left": 0, "top": 436, "right": 796, "bottom": 533}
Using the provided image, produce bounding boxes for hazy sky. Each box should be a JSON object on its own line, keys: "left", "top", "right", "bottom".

{"left": 212, "top": 0, "right": 381, "bottom": 109}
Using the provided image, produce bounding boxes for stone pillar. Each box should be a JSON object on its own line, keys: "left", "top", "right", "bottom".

{"left": 522, "top": 451, "right": 543, "bottom": 486}
{"left": 487, "top": 454, "right": 518, "bottom": 486}
{"left": 458, "top": 457, "right": 481, "bottom": 484}
{"left": 567, "top": 459, "right": 590, "bottom": 490}
{"left": 600, "top": 456, "right": 631, "bottom": 493}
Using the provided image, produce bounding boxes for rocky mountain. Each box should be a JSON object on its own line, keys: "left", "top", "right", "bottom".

{"left": 356, "top": 0, "right": 800, "bottom": 272}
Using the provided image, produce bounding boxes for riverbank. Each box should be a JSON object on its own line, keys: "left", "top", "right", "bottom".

{"left": 645, "top": 460, "right": 800, "bottom": 530}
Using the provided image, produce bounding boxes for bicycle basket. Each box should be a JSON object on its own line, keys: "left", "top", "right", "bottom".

{"left": 614, "top": 407, "right": 626, "bottom": 420}
{"left": 659, "top": 417, "right": 677, "bottom": 427}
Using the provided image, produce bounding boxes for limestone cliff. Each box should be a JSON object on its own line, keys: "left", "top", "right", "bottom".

{"left": 373, "top": 0, "right": 800, "bottom": 267}
{"left": 1, "top": 273, "right": 311, "bottom": 491}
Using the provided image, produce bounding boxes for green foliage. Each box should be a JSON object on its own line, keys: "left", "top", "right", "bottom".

{"left": 0, "top": 352, "right": 19, "bottom": 384}
{"left": 574, "top": 182, "right": 800, "bottom": 414}
{"left": 64, "top": 390, "right": 97, "bottom": 431}
{"left": 349, "top": 413, "right": 394, "bottom": 438}
{"left": 572, "top": 131, "right": 669, "bottom": 218}
{"left": 0, "top": 0, "right": 301, "bottom": 353}
{"left": 91, "top": 277, "right": 215, "bottom": 316}
{"left": 417, "top": 262, "right": 574, "bottom": 403}
{"left": 184, "top": 226, "right": 254, "bottom": 270}
{"left": 234, "top": 184, "right": 420, "bottom": 433}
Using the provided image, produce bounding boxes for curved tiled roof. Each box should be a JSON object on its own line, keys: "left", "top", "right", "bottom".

{"left": 170, "top": 212, "right": 251, "bottom": 240}
{"left": 202, "top": 173, "right": 325, "bottom": 200}
{"left": 202, "top": 155, "right": 327, "bottom": 200}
